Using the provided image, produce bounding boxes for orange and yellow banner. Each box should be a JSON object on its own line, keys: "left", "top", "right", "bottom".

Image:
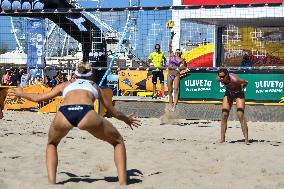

{"left": 0, "top": 85, "right": 112, "bottom": 117}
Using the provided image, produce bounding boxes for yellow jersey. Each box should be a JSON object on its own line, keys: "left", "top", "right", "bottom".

{"left": 148, "top": 51, "right": 166, "bottom": 69}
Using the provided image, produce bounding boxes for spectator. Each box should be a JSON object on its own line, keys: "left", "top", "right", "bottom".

{"left": 240, "top": 54, "right": 253, "bottom": 67}
{"left": 10, "top": 69, "right": 20, "bottom": 86}
{"left": 50, "top": 76, "right": 57, "bottom": 87}
{"left": 46, "top": 77, "right": 52, "bottom": 87}
{"left": 1, "top": 70, "right": 11, "bottom": 86}
{"left": 70, "top": 72, "right": 77, "bottom": 82}
{"left": 147, "top": 44, "right": 167, "bottom": 98}
{"left": 19, "top": 69, "right": 30, "bottom": 87}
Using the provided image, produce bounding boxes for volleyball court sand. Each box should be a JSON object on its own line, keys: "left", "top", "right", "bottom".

{"left": 0, "top": 110, "right": 284, "bottom": 189}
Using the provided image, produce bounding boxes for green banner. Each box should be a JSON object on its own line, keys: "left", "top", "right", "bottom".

{"left": 179, "top": 72, "right": 284, "bottom": 102}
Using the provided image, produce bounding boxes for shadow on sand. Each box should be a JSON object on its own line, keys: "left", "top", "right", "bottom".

{"left": 229, "top": 139, "right": 282, "bottom": 146}
{"left": 57, "top": 169, "right": 143, "bottom": 185}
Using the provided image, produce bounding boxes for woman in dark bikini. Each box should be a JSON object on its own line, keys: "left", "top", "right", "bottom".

{"left": 217, "top": 68, "right": 249, "bottom": 144}
{"left": 12, "top": 63, "right": 141, "bottom": 185}
{"left": 167, "top": 31, "right": 185, "bottom": 111}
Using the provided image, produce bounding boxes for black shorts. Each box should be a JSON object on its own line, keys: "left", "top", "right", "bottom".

{"left": 225, "top": 90, "right": 244, "bottom": 99}
{"left": 152, "top": 71, "right": 164, "bottom": 84}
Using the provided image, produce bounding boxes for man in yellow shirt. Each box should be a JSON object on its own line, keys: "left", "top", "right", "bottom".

{"left": 148, "top": 44, "right": 167, "bottom": 98}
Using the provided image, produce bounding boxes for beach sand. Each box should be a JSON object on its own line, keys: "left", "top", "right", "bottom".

{"left": 0, "top": 110, "right": 284, "bottom": 189}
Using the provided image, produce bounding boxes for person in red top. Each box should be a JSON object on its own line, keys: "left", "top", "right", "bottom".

{"left": 1, "top": 70, "right": 11, "bottom": 119}
{"left": 216, "top": 68, "right": 249, "bottom": 144}
{"left": 2, "top": 70, "right": 11, "bottom": 86}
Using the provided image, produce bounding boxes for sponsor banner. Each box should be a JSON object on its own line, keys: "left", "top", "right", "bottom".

{"left": 182, "top": 0, "right": 282, "bottom": 5}
{"left": 0, "top": 85, "right": 111, "bottom": 116}
{"left": 27, "top": 18, "right": 45, "bottom": 77}
{"left": 118, "top": 70, "right": 169, "bottom": 92}
{"left": 3, "top": 85, "right": 50, "bottom": 110}
{"left": 179, "top": 72, "right": 284, "bottom": 102}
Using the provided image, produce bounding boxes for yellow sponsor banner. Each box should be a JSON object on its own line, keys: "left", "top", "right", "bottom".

{"left": 0, "top": 86, "right": 9, "bottom": 109}
{"left": 4, "top": 84, "right": 49, "bottom": 110}
{"left": 118, "top": 70, "right": 168, "bottom": 92}
{"left": 38, "top": 88, "right": 112, "bottom": 116}
{"left": 0, "top": 85, "right": 112, "bottom": 117}
{"left": 95, "top": 88, "right": 112, "bottom": 117}
{"left": 38, "top": 97, "right": 64, "bottom": 113}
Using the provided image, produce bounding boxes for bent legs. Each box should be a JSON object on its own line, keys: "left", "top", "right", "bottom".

{"left": 220, "top": 96, "right": 248, "bottom": 144}
{"left": 79, "top": 115, "right": 127, "bottom": 185}
{"left": 46, "top": 113, "right": 72, "bottom": 184}
{"left": 236, "top": 98, "right": 249, "bottom": 144}
{"left": 221, "top": 96, "right": 233, "bottom": 143}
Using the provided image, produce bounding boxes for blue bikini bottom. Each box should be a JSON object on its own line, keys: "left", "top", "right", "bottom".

{"left": 59, "top": 104, "right": 94, "bottom": 127}
{"left": 169, "top": 74, "right": 176, "bottom": 80}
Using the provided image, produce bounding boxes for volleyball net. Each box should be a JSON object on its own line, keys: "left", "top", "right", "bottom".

{"left": 0, "top": 4, "right": 284, "bottom": 102}
{"left": 1, "top": 4, "right": 284, "bottom": 69}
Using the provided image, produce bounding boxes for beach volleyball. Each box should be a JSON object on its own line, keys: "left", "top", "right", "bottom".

{"left": 166, "top": 20, "right": 174, "bottom": 28}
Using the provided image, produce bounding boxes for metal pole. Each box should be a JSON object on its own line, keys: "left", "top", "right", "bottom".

{"left": 43, "top": 18, "right": 49, "bottom": 83}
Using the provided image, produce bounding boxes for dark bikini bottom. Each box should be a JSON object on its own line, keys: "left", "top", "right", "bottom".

{"left": 58, "top": 104, "right": 94, "bottom": 127}
{"left": 225, "top": 90, "right": 244, "bottom": 99}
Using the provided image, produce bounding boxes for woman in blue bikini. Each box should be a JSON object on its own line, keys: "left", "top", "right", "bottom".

{"left": 217, "top": 68, "right": 249, "bottom": 144}
{"left": 167, "top": 31, "right": 185, "bottom": 111}
{"left": 12, "top": 63, "right": 141, "bottom": 185}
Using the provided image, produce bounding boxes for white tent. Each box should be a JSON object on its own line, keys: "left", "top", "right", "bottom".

{"left": 0, "top": 50, "right": 27, "bottom": 65}
{"left": 45, "top": 52, "right": 83, "bottom": 65}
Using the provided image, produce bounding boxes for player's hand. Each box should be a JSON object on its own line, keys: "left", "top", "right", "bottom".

{"left": 125, "top": 113, "right": 141, "bottom": 130}
{"left": 171, "top": 32, "right": 176, "bottom": 39}
{"left": 10, "top": 87, "right": 24, "bottom": 97}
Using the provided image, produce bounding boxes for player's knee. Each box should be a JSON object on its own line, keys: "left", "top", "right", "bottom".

{"left": 47, "top": 139, "right": 60, "bottom": 147}
{"left": 174, "top": 87, "right": 179, "bottom": 94}
{"left": 221, "top": 109, "right": 230, "bottom": 120}
{"left": 112, "top": 135, "right": 124, "bottom": 147}
{"left": 237, "top": 108, "right": 244, "bottom": 113}
{"left": 168, "top": 87, "right": 173, "bottom": 94}
{"left": 236, "top": 108, "right": 245, "bottom": 119}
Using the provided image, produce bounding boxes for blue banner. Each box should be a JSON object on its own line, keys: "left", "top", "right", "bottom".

{"left": 27, "top": 18, "right": 45, "bottom": 77}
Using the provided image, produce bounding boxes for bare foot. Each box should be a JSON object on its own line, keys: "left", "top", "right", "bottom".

{"left": 220, "top": 140, "right": 225, "bottom": 143}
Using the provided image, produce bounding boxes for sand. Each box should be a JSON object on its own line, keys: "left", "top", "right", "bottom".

{"left": 0, "top": 110, "right": 284, "bottom": 189}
